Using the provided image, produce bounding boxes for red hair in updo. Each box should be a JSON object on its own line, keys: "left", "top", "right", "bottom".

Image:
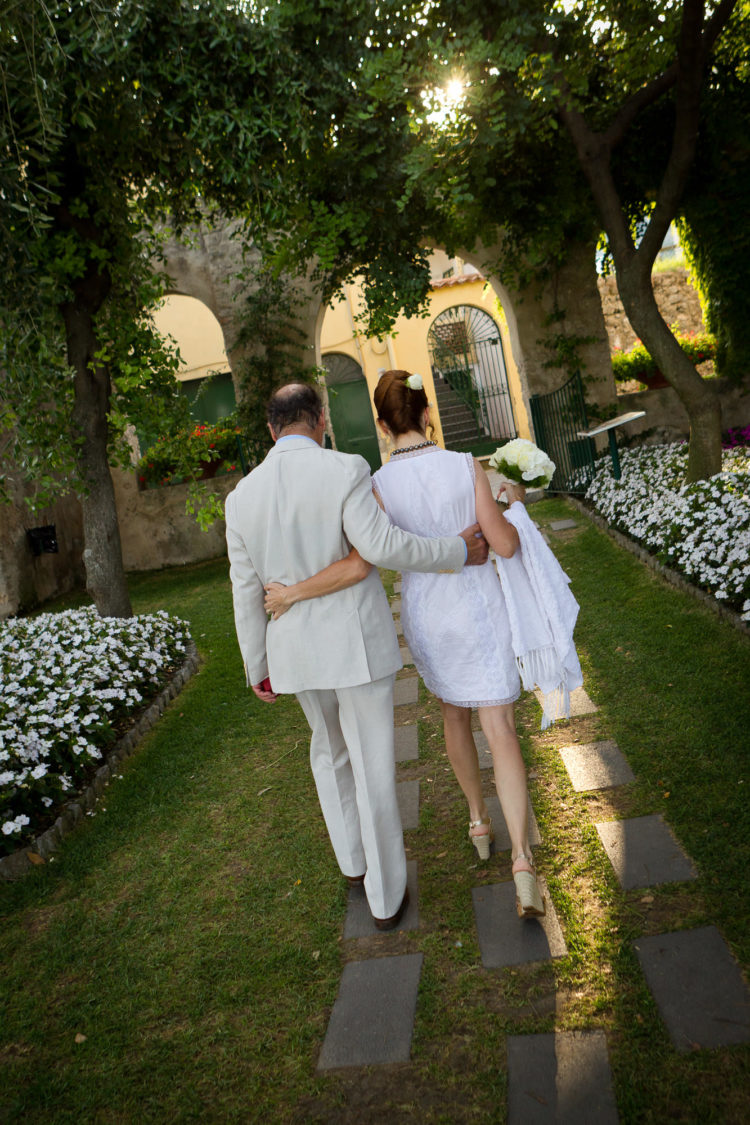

{"left": 374, "top": 370, "right": 429, "bottom": 437}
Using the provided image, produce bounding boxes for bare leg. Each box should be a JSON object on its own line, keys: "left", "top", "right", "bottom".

{"left": 439, "top": 700, "right": 486, "bottom": 820}
{"left": 439, "top": 700, "right": 492, "bottom": 849}
{"left": 477, "top": 702, "right": 533, "bottom": 873}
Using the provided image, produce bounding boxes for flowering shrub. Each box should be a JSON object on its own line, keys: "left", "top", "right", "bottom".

{"left": 611, "top": 330, "right": 716, "bottom": 384}
{"left": 136, "top": 415, "right": 242, "bottom": 488}
{"left": 586, "top": 443, "right": 750, "bottom": 620}
{"left": 0, "top": 608, "right": 191, "bottom": 854}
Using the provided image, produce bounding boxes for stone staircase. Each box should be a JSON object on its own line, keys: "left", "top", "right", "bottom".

{"left": 433, "top": 373, "right": 482, "bottom": 447}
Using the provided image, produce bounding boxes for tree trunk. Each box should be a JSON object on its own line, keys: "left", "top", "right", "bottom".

{"left": 63, "top": 301, "right": 133, "bottom": 618}
{"left": 616, "top": 261, "right": 722, "bottom": 481}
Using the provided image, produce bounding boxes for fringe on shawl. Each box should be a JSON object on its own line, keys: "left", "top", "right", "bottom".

{"left": 514, "top": 644, "right": 572, "bottom": 730}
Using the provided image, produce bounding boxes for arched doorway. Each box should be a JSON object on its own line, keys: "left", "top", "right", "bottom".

{"left": 321, "top": 353, "right": 381, "bottom": 472}
{"left": 427, "top": 305, "right": 516, "bottom": 450}
{"left": 152, "top": 294, "right": 235, "bottom": 424}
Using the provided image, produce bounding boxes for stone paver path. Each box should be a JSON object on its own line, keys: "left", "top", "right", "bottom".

{"left": 343, "top": 859, "right": 419, "bottom": 940}
{"left": 316, "top": 540, "right": 750, "bottom": 1109}
{"left": 472, "top": 878, "right": 567, "bottom": 968}
{"left": 507, "top": 1031, "right": 619, "bottom": 1124}
{"left": 393, "top": 676, "right": 418, "bottom": 706}
{"left": 396, "top": 779, "right": 420, "bottom": 829}
{"left": 394, "top": 723, "right": 419, "bottom": 762}
{"left": 595, "top": 814, "right": 697, "bottom": 889}
{"left": 634, "top": 927, "right": 750, "bottom": 1051}
{"left": 559, "top": 740, "right": 635, "bottom": 791}
{"left": 483, "top": 793, "right": 542, "bottom": 852}
{"left": 317, "top": 953, "right": 423, "bottom": 1069}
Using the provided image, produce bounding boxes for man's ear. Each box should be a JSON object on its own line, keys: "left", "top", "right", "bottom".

{"left": 267, "top": 422, "right": 277, "bottom": 442}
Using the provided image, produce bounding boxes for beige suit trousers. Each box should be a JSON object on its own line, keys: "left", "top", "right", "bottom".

{"left": 296, "top": 673, "right": 405, "bottom": 920}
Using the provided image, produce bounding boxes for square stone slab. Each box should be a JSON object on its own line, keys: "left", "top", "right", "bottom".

{"left": 344, "top": 860, "right": 419, "bottom": 940}
{"left": 399, "top": 644, "right": 414, "bottom": 666}
{"left": 394, "top": 723, "right": 419, "bottom": 762}
{"left": 317, "top": 952, "right": 423, "bottom": 1069}
{"left": 507, "top": 1030, "right": 618, "bottom": 1124}
{"left": 472, "top": 879, "right": 567, "bottom": 968}
{"left": 595, "top": 815, "right": 697, "bottom": 889}
{"left": 390, "top": 597, "right": 401, "bottom": 614}
{"left": 534, "top": 685, "right": 598, "bottom": 718}
{"left": 549, "top": 519, "right": 578, "bottom": 531}
{"left": 474, "top": 728, "right": 493, "bottom": 770}
{"left": 560, "top": 740, "right": 635, "bottom": 791}
{"left": 394, "top": 677, "right": 418, "bottom": 706}
{"left": 393, "top": 581, "right": 402, "bottom": 594}
{"left": 484, "top": 793, "right": 542, "bottom": 852}
{"left": 395, "top": 619, "right": 404, "bottom": 635}
{"left": 634, "top": 926, "right": 750, "bottom": 1051}
{"left": 397, "top": 779, "right": 420, "bottom": 829}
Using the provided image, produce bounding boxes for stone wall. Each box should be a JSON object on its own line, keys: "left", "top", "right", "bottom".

{"left": 0, "top": 485, "right": 85, "bottom": 620}
{"left": 112, "top": 465, "right": 240, "bottom": 573}
{"left": 598, "top": 267, "right": 705, "bottom": 352}
{"left": 615, "top": 378, "right": 750, "bottom": 445}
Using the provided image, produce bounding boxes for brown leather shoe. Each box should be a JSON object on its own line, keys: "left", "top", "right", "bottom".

{"left": 345, "top": 873, "right": 366, "bottom": 887}
{"left": 373, "top": 887, "right": 410, "bottom": 932}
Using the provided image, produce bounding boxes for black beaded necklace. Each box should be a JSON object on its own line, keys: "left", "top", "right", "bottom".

{"left": 390, "top": 440, "right": 437, "bottom": 456}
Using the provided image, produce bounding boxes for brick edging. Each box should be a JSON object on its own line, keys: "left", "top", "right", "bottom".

{"left": 0, "top": 640, "right": 200, "bottom": 882}
{"left": 566, "top": 496, "right": 750, "bottom": 638}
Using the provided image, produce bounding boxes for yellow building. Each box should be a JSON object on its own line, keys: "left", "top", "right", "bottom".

{"left": 320, "top": 252, "right": 530, "bottom": 471}
{"left": 153, "top": 254, "right": 530, "bottom": 468}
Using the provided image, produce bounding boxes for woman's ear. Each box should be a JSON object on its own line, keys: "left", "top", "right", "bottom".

{"left": 377, "top": 418, "right": 391, "bottom": 439}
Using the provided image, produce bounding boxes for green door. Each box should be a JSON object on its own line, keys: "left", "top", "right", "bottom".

{"left": 323, "top": 355, "right": 381, "bottom": 473}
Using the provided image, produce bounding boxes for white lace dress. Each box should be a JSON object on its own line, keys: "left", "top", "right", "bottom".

{"left": 372, "top": 447, "right": 520, "bottom": 708}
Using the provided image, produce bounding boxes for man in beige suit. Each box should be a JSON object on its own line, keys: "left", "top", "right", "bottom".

{"left": 225, "top": 383, "right": 487, "bottom": 929}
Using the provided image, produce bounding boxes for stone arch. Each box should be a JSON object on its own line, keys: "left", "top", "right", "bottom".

{"left": 152, "top": 294, "right": 236, "bottom": 423}
{"left": 159, "top": 220, "right": 325, "bottom": 406}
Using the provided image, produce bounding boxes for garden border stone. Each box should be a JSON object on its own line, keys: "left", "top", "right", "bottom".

{"left": 0, "top": 639, "right": 200, "bottom": 882}
{"left": 566, "top": 496, "right": 749, "bottom": 636}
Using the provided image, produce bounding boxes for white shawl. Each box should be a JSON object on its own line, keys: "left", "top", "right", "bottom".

{"left": 495, "top": 503, "right": 583, "bottom": 728}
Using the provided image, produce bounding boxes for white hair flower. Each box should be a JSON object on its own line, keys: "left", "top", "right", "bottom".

{"left": 405, "top": 373, "right": 423, "bottom": 390}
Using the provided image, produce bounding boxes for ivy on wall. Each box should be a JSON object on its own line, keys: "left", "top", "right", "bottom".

{"left": 233, "top": 269, "right": 319, "bottom": 467}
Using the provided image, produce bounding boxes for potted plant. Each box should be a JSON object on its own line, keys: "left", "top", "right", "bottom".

{"left": 136, "top": 415, "right": 243, "bottom": 489}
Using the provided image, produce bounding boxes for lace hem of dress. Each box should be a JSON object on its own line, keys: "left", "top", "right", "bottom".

{"left": 440, "top": 690, "right": 521, "bottom": 709}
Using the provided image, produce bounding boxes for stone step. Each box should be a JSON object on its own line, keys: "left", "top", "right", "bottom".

{"left": 634, "top": 926, "right": 750, "bottom": 1051}
{"left": 317, "top": 951, "right": 423, "bottom": 1069}
{"left": 507, "top": 1031, "right": 619, "bottom": 1124}
{"left": 534, "top": 685, "right": 598, "bottom": 718}
{"left": 396, "top": 779, "right": 419, "bottom": 829}
{"left": 394, "top": 676, "right": 418, "bottom": 706}
{"left": 559, "top": 740, "right": 635, "bottom": 791}
{"left": 472, "top": 878, "right": 567, "bottom": 968}
{"left": 482, "top": 793, "right": 542, "bottom": 852}
{"left": 394, "top": 723, "right": 418, "bottom": 762}
{"left": 343, "top": 859, "right": 419, "bottom": 940}
{"left": 595, "top": 814, "right": 697, "bottom": 889}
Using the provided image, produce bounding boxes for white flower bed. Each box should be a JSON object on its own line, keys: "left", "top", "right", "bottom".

{"left": 586, "top": 442, "right": 750, "bottom": 620}
{"left": 0, "top": 607, "right": 191, "bottom": 854}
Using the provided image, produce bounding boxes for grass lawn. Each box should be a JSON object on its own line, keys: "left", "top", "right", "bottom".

{"left": 1, "top": 497, "right": 748, "bottom": 1123}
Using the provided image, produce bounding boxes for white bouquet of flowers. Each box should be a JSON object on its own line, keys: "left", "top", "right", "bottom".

{"left": 488, "top": 438, "right": 556, "bottom": 489}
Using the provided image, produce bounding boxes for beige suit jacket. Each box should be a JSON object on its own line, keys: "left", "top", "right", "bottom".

{"left": 225, "top": 436, "right": 466, "bottom": 693}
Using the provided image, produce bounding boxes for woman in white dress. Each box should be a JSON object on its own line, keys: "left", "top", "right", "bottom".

{"left": 264, "top": 370, "right": 544, "bottom": 917}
